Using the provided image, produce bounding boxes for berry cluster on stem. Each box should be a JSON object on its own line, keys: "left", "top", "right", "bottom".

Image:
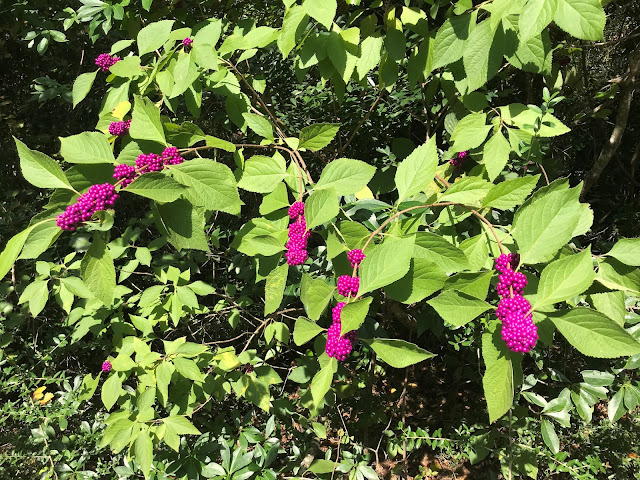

{"left": 182, "top": 37, "right": 193, "bottom": 47}
{"left": 285, "top": 202, "right": 309, "bottom": 266}
{"left": 494, "top": 253, "right": 538, "bottom": 353}
{"left": 108, "top": 120, "right": 131, "bottom": 136}
{"left": 101, "top": 361, "right": 112, "bottom": 373}
{"left": 95, "top": 53, "right": 120, "bottom": 72}
{"left": 325, "top": 302, "right": 357, "bottom": 361}
{"left": 56, "top": 184, "right": 118, "bottom": 231}
{"left": 450, "top": 150, "right": 468, "bottom": 167}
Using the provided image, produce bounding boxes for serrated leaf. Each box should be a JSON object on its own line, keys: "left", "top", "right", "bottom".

{"left": 124, "top": 172, "right": 185, "bottom": 202}
{"left": 242, "top": 113, "right": 274, "bottom": 141}
{"left": 302, "top": 0, "right": 336, "bottom": 29}
{"left": 300, "top": 273, "right": 335, "bottom": 320}
{"left": 264, "top": 263, "right": 288, "bottom": 315}
{"left": 15, "top": 138, "right": 73, "bottom": 190}
{"left": 606, "top": 238, "right": 640, "bottom": 266}
{"left": 310, "top": 357, "right": 337, "bottom": 406}
{"left": 553, "top": 0, "right": 605, "bottom": 41}
{"left": 81, "top": 234, "right": 115, "bottom": 306}
{"left": 72, "top": 70, "right": 98, "bottom": 108}
{"left": 238, "top": 155, "right": 287, "bottom": 193}
{"left": 482, "top": 130, "right": 510, "bottom": 181}
{"left": 305, "top": 188, "right": 339, "bottom": 229}
{"left": 315, "top": 158, "right": 376, "bottom": 195}
{"left": 60, "top": 132, "right": 115, "bottom": 164}
{"left": 298, "top": 123, "right": 340, "bottom": 151}
{"left": 369, "top": 338, "right": 435, "bottom": 368}
{"left": 483, "top": 175, "right": 539, "bottom": 210}
{"left": 535, "top": 247, "right": 594, "bottom": 308}
{"left": 450, "top": 113, "right": 492, "bottom": 151}
{"left": 549, "top": 308, "right": 640, "bottom": 358}
{"left": 359, "top": 236, "right": 414, "bottom": 295}
{"left": 395, "top": 137, "right": 438, "bottom": 203}
{"left": 130, "top": 95, "right": 166, "bottom": 144}
{"left": 340, "top": 297, "right": 372, "bottom": 336}
{"left": 428, "top": 290, "right": 492, "bottom": 327}
{"left": 138, "top": 20, "right": 175, "bottom": 55}
{"left": 293, "top": 317, "right": 323, "bottom": 345}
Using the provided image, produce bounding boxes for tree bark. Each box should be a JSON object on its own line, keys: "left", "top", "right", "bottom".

{"left": 580, "top": 47, "right": 640, "bottom": 200}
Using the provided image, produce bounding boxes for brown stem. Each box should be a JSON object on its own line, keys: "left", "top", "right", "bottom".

{"left": 337, "top": 90, "right": 384, "bottom": 157}
{"left": 581, "top": 47, "right": 640, "bottom": 199}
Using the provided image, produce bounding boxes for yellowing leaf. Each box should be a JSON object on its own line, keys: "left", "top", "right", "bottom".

{"left": 355, "top": 186, "right": 374, "bottom": 200}
{"left": 112, "top": 101, "right": 132, "bottom": 120}
{"left": 32, "top": 386, "right": 46, "bottom": 401}
{"left": 39, "top": 392, "right": 54, "bottom": 405}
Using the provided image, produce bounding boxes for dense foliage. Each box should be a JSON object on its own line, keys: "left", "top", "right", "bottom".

{"left": 1, "top": 1, "right": 640, "bottom": 479}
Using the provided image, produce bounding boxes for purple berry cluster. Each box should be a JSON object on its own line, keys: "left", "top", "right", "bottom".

{"left": 113, "top": 147, "right": 184, "bottom": 188}
{"left": 494, "top": 253, "right": 538, "bottom": 353}
{"left": 325, "top": 302, "right": 357, "bottom": 361}
{"left": 347, "top": 249, "right": 365, "bottom": 268}
{"left": 95, "top": 53, "right": 120, "bottom": 72}
{"left": 182, "top": 37, "right": 193, "bottom": 47}
{"left": 337, "top": 275, "right": 359, "bottom": 297}
{"left": 286, "top": 202, "right": 310, "bottom": 266}
{"left": 56, "top": 184, "right": 118, "bottom": 231}
{"left": 108, "top": 120, "right": 131, "bottom": 136}
{"left": 450, "top": 150, "right": 468, "bottom": 167}
{"left": 101, "top": 361, "right": 112, "bottom": 373}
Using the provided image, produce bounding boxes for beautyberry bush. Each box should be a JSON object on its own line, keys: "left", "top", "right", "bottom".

{"left": 2, "top": 1, "right": 640, "bottom": 479}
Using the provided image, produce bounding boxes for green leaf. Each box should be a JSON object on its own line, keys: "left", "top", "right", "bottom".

{"left": 482, "top": 130, "right": 511, "bottom": 181}
{"left": 72, "top": 70, "right": 98, "bottom": 108}
{"left": 505, "top": 25, "right": 553, "bottom": 75}
{"left": 450, "top": 113, "right": 492, "bottom": 151}
{"left": 432, "top": 13, "right": 474, "bottom": 69}
{"left": 310, "top": 357, "right": 337, "bottom": 407}
{"left": 369, "top": 338, "right": 435, "bottom": 368}
{"left": 173, "top": 357, "right": 204, "bottom": 382}
{"left": 305, "top": 188, "right": 339, "bottom": 229}
{"left": 513, "top": 180, "right": 585, "bottom": 264}
{"left": 534, "top": 247, "right": 594, "bottom": 308}
{"left": 278, "top": 5, "right": 308, "bottom": 58}
{"left": 109, "top": 56, "right": 142, "bottom": 78}
{"left": 553, "top": 0, "right": 605, "bottom": 41}
{"left": 194, "top": 19, "right": 222, "bottom": 47}
{"left": 440, "top": 176, "right": 492, "bottom": 206}
{"left": 130, "top": 95, "right": 166, "bottom": 145}
{"left": 153, "top": 199, "right": 209, "bottom": 251}
{"left": 340, "top": 297, "right": 372, "bottom": 336}
{"left": 264, "top": 321, "right": 290, "bottom": 344}
{"left": 385, "top": 258, "right": 448, "bottom": 304}
{"left": 596, "top": 258, "right": 640, "bottom": 293}
{"left": 359, "top": 236, "right": 414, "bottom": 295}
{"left": 101, "top": 372, "right": 123, "bottom": 410}
{"left": 444, "top": 271, "right": 493, "bottom": 299}
{"left": 124, "top": 172, "right": 185, "bottom": 202}
{"left": 15, "top": 137, "right": 73, "bottom": 190}
{"left": 357, "top": 36, "right": 383, "bottom": 78}
{"left": 589, "top": 291, "right": 626, "bottom": 326}
{"left": 110, "top": 39, "right": 135, "bottom": 54}
{"left": 541, "top": 419, "right": 560, "bottom": 454}
{"left": 19, "top": 218, "right": 61, "bottom": 260}
{"left": 428, "top": 290, "right": 492, "bottom": 327}
{"left": 134, "top": 428, "right": 153, "bottom": 478}
{"left": 500, "top": 103, "right": 571, "bottom": 137}
{"left": 299, "top": 123, "right": 340, "bottom": 151}
{"left": 238, "top": 155, "right": 287, "bottom": 193}
{"left": 300, "top": 273, "right": 336, "bottom": 320}
{"left": 81, "top": 234, "right": 115, "bottom": 306}
{"left": 395, "top": 137, "right": 438, "bottom": 203}
{"left": 60, "top": 132, "right": 115, "bottom": 164}
{"left": 0, "top": 226, "right": 35, "bottom": 280}
{"left": 302, "top": 0, "right": 336, "bottom": 29}
{"left": 265, "top": 263, "right": 288, "bottom": 315}
{"left": 413, "top": 232, "right": 469, "bottom": 273}
{"left": 231, "top": 218, "right": 287, "bottom": 257}
{"left": 170, "top": 52, "right": 199, "bottom": 98}
{"left": 483, "top": 175, "right": 539, "bottom": 210}
{"left": 162, "top": 416, "right": 201, "bottom": 435}
{"left": 549, "top": 308, "right": 640, "bottom": 358}
{"left": 169, "top": 158, "right": 241, "bottom": 215}
{"left": 293, "top": 317, "right": 323, "bottom": 346}
{"left": 462, "top": 19, "right": 504, "bottom": 92}
{"left": 315, "top": 158, "right": 376, "bottom": 195}
{"left": 608, "top": 387, "right": 626, "bottom": 422}
{"left": 260, "top": 182, "right": 289, "bottom": 215}
{"left": 137, "top": 20, "right": 175, "bottom": 55}
{"left": 606, "top": 238, "right": 640, "bottom": 266}
{"left": 519, "top": 0, "right": 557, "bottom": 41}
{"left": 242, "top": 113, "right": 274, "bottom": 141}
{"left": 482, "top": 328, "right": 518, "bottom": 422}
{"left": 18, "top": 279, "right": 49, "bottom": 317}
{"left": 205, "top": 135, "right": 236, "bottom": 152}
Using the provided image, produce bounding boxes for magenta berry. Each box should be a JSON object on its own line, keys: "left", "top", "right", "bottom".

{"left": 108, "top": 120, "right": 131, "bottom": 136}
{"left": 325, "top": 302, "right": 357, "bottom": 361}
{"left": 347, "top": 249, "right": 365, "bottom": 268}
{"left": 101, "top": 361, "right": 112, "bottom": 373}
{"left": 286, "top": 204, "right": 310, "bottom": 266}
{"left": 56, "top": 183, "right": 119, "bottom": 231}
{"left": 113, "top": 164, "right": 138, "bottom": 188}
{"left": 135, "top": 153, "right": 164, "bottom": 173}
{"left": 337, "top": 275, "right": 359, "bottom": 297}
{"left": 288, "top": 202, "right": 305, "bottom": 219}
{"left": 95, "top": 53, "right": 120, "bottom": 72}
{"left": 493, "top": 252, "right": 537, "bottom": 353}
{"left": 450, "top": 151, "right": 469, "bottom": 167}
{"left": 182, "top": 37, "right": 193, "bottom": 47}
{"left": 161, "top": 146, "right": 184, "bottom": 166}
